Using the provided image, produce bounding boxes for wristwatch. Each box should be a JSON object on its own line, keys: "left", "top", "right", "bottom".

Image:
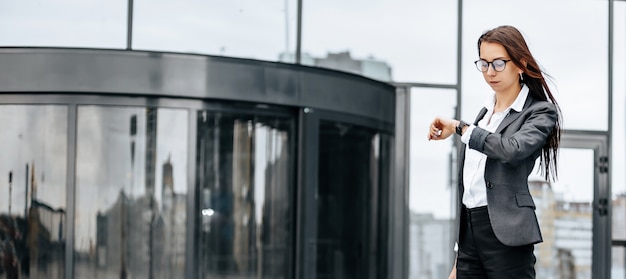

{"left": 456, "top": 120, "right": 469, "bottom": 135}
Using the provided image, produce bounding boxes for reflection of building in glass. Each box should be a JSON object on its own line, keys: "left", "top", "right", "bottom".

{"left": 557, "top": 248, "right": 575, "bottom": 278}
{"left": 198, "top": 118, "right": 292, "bottom": 277}
{"left": 160, "top": 155, "right": 187, "bottom": 277}
{"left": 1, "top": 162, "right": 66, "bottom": 279}
{"left": 409, "top": 212, "right": 453, "bottom": 279}
{"left": 554, "top": 201, "right": 592, "bottom": 278}
{"left": 201, "top": 119, "right": 262, "bottom": 274}
{"left": 530, "top": 179, "right": 557, "bottom": 278}
{"left": 258, "top": 127, "right": 290, "bottom": 277}
{"left": 95, "top": 155, "right": 186, "bottom": 278}
{"left": 530, "top": 179, "right": 592, "bottom": 279}
{"left": 279, "top": 51, "right": 392, "bottom": 81}
{"left": 232, "top": 120, "right": 256, "bottom": 273}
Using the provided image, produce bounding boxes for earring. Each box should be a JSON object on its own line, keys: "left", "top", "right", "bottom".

{"left": 519, "top": 73, "right": 524, "bottom": 81}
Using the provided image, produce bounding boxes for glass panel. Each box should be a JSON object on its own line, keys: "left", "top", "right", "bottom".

{"left": 302, "top": 0, "right": 457, "bottom": 83}
{"left": 531, "top": 148, "right": 593, "bottom": 278}
{"left": 0, "top": 0, "right": 126, "bottom": 48}
{"left": 134, "top": 0, "right": 298, "bottom": 62}
{"left": 409, "top": 88, "right": 457, "bottom": 279}
{"left": 0, "top": 105, "right": 67, "bottom": 279}
{"left": 613, "top": 2, "right": 626, "bottom": 277}
{"left": 196, "top": 111, "right": 294, "bottom": 278}
{"left": 462, "top": 0, "right": 608, "bottom": 131}
{"left": 316, "top": 121, "right": 387, "bottom": 279}
{"left": 75, "top": 106, "right": 188, "bottom": 279}
{"left": 612, "top": 0, "right": 626, "bottom": 244}
{"left": 613, "top": 246, "right": 626, "bottom": 279}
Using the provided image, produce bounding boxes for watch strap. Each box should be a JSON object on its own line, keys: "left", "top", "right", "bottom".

{"left": 456, "top": 120, "right": 468, "bottom": 135}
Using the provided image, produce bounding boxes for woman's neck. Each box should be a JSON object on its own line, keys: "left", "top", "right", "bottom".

{"left": 494, "top": 84, "right": 522, "bottom": 112}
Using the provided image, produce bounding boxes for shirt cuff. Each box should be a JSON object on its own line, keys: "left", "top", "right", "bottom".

{"left": 460, "top": 124, "right": 475, "bottom": 144}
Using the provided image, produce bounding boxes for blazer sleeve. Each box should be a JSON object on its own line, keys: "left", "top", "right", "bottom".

{"left": 467, "top": 101, "right": 558, "bottom": 165}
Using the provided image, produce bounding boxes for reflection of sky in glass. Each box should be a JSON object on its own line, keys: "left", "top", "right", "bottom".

{"left": 156, "top": 109, "right": 189, "bottom": 195}
{"left": 253, "top": 124, "right": 288, "bottom": 224}
{"left": 254, "top": 125, "right": 268, "bottom": 225}
{"left": 0, "top": 105, "right": 67, "bottom": 214}
{"left": 75, "top": 106, "right": 187, "bottom": 251}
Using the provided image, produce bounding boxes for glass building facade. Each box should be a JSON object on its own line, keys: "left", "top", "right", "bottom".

{"left": 1, "top": 0, "right": 626, "bottom": 278}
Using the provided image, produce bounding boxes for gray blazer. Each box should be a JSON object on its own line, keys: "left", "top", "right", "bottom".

{"left": 458, "top": 94, "right": 558, "bottom": 246}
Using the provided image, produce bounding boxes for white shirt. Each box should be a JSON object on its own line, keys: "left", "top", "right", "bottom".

{"left": 460, "top": 84, "right": 529, "bottom": 208}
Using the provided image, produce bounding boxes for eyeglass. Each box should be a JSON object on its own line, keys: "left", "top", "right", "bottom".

{"left": 474, "top": 59, "right": 511, "bottom": 72}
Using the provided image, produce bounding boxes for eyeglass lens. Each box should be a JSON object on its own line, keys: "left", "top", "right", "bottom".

{"left": 476, "top": 59, "right": 507, "bottom": 72}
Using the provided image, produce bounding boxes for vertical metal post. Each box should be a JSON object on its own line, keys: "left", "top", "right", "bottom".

{"left": 65, "top": 104, "right": 77, "bottom": 279}
{"left": 455, "top": 0, "right": 464, "bottom": 186}
{"left": 456, "top": 0, "right": 463, "bottom": 123}
{"left": 127, "top": 0, "right": 134, "bottom": 50}
{"left": 25, "top": 164, "right": 29, "bottom": 218}
{"left": 185, "top": 109, "right": 198, "bottom": 279}
{"left": 8, "top": 171, "right": 12, "bottom": 215}
{"left": 607, "top": 0, "right": 615, "bottom": 278}
{"left": 145, "top": 108, "right": 157, "bottom": 279}
{"left": 296, "top": 107, "right": 319, "bottom": 279}
{"left": 389, "top": 86, "right": 410, "bottom": 279}
{"left": 295, "top": 0, "right": 303, "bottom": 64}
{"left": 285, "top": 0, "right": 290, "bottom": 54}
{"left": 453, "top": 0, "right": 464, "bottom": 270}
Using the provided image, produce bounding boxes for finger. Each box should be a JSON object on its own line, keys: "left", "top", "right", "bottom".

{"left": 430, "top": 125, "right": 438, "bottom": 134}
{"left": 428, "top": 129, "right": 442, "bottom": 140}
{"left": 428, "top": 127, "right": 436, "bottom": 139}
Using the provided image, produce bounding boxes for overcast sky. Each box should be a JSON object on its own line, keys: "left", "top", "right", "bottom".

{"left": 0, "top": 0, "right": 624, "bottom": 221}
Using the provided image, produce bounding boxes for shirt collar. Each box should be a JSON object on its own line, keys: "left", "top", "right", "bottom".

{"left": 481, "top": 84, "right": 529, "bottom": 113}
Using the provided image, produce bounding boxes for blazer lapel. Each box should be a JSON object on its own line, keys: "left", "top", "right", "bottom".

{"left": 473, "top": 107, "right": 488, "bottom": 125}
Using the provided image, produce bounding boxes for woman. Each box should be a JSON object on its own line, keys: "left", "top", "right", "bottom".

{"left": 427, "top": 25, "right": 561, "bottom": 278}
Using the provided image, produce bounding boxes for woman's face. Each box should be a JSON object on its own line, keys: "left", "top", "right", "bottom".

{"left": 478, "top": 41, "right": 523, "bottom": 94}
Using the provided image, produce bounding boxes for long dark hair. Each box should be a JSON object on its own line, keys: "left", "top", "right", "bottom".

{"left": 478, "top": 25, "right": 562, "bottom": 182}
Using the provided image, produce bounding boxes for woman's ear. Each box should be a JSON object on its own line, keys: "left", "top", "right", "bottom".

{"left": 519, "top": 60, "right": 528, "bottom": 75}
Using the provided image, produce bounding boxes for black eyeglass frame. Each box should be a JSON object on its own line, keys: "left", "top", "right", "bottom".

{"left": 474, "top": 59, "right": 512, "bottom": 72}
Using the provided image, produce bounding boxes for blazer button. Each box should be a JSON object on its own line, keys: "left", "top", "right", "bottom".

{"left": 486, "top": 182, "right": 493, "bottom": 189}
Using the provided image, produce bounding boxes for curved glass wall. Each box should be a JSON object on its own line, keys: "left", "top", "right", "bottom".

{"left": 0, "top": 105, "right": 67, "bottom": 279}
{"left": 195, "top": 110, "right": 295, "bottom": 278}
{"left": 74, "top": 106, "right": 189, "bottom": 279}
{"left": 0, "top": 44, "right": 396, "bottom": 278}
